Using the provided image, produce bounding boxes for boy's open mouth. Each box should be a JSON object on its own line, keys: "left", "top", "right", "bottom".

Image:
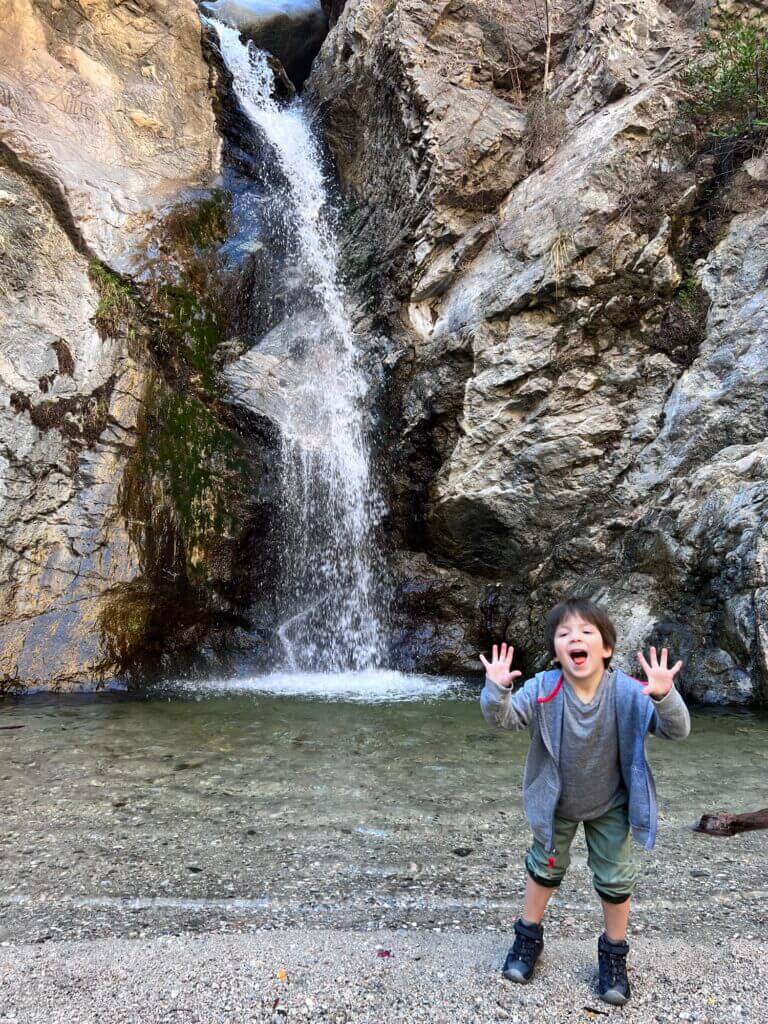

{"left": 568, "top": 648, "right": 589, "bottom": 666}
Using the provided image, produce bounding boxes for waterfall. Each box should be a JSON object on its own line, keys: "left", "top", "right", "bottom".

{"left": 204, "top": 17, "right": 387, "bottom": 673}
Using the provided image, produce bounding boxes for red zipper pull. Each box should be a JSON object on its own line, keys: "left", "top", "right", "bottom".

{"left": 537, "top": 673, "right": 564, "bottom": 704}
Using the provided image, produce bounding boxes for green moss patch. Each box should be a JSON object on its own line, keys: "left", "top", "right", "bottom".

{"left": 121, "top": 380, "right": 254, "bottom": 580}
{"left": 88, "top": 261, "right": 139, "bottom": 340}
{"left": 160, "top": 188, "right": 232, "bottom": 253}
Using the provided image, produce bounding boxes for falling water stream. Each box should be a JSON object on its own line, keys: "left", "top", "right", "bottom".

{"left": 206, "top": 17, "right": 389, "bottom": 679}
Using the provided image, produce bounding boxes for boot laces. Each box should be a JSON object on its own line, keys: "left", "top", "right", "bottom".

{"left": 600, "top": 946, "right": 628, "bottom": 986}
{"left": 512, "top": 932, "right": 539, "bottom": 966}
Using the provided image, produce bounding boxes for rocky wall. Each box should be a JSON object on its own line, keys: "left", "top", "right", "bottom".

{"left": 0, "top": 0, "right": 227, "bottom": 688}
{"left": 308, "top": 0, "right": 768, "bottom": 703}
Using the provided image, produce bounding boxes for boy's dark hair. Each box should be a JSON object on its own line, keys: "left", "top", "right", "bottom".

{"left": 545, "top": 597, "right": 617, "bottom": 667}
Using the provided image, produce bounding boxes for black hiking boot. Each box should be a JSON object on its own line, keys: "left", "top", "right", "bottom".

{"left": 502, "top": 918, "right": 544, "bottom": 983}
{"left": 597, "top": 931, "right": 631, "bottom": 1005}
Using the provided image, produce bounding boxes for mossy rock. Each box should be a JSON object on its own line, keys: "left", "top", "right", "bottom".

{"left": 120, "top": 377, "right": 255, "bottom": 583}
{"left": 97, "top": 188, "right": 258, "bottom": 672}
{"left": 88, "top": 260, "right": 140, "bottom": 340}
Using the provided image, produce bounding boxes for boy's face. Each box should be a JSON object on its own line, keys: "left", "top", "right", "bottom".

{"left": 553, "top": 613, "right": 613, "bottom": 683}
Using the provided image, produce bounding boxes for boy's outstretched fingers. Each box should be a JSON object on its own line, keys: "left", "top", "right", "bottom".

{"left": 479, "top": 642, "right": 522, "bottom": 688}
{"left": 636, "top": 648, "right": 684, "bottom": 697}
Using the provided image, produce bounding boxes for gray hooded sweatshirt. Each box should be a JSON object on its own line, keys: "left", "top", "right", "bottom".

{"left": 480, "top": 666, "right": 690, "bottom": 854}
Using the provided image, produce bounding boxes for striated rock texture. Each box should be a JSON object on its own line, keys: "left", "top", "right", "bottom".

{"left": 0, "top": 0, "right": 219, "bottom": 269}
{"left": 308, "top": 0, "right": 768, "bottom": 703}
{"left": 0, "top": 163, "right": 142, "bottom": 688}
{"left": 0, "top": 0, "right": 226, "bottom": 688}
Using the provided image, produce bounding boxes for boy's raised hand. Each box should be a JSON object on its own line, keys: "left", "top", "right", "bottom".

{"left": 479, "top": 642, "right": 522, "bottom": 689}
{"left": 636, "top": 646, "right": 683, "bottom": 698}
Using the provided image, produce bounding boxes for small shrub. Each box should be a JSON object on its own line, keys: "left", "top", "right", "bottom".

{"left": 653, "top": 270, "right": 711, "bottom": 366}
{"left": 89, "top": 260, "right": 137, "bottom": 339}
{"left": 681, "top": 6, "right": 768, "bottom": 140}
{"left": 549, "top": 228, "right": 574, "bottom": 295}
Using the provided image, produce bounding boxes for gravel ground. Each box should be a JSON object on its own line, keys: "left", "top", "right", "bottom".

{"left": 0, "top": 927, "right": 763, "bottom": 1024}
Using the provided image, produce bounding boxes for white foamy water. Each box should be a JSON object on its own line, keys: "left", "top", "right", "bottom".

{"left": 173, "top": 670, "right": 461, "bottom": 703}
{"left": 204, "top": 18, "right": 388, "bottom": 674}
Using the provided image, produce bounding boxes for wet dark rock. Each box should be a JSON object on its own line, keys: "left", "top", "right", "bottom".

{"left": 320, "top": 0, "right": 347, "bottom": 24}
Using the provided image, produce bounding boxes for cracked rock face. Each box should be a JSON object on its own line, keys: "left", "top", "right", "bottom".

{"left": 310, "top": 0, "right": 768, "bottom": 703}
{"left": 0, "top": 0, "right": 219, "bottom": 688}
{"left": 0, "top": 164, "right": 144, "bottom": 686}
{"left": 0, "top": 0, "right": 219, "bottom": 268}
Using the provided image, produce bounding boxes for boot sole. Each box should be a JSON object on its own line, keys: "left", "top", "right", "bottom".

{"left": 599, "top": 988, "right": 629, "bottom": 1006}
{"left": 502, "top": 966, "right": 532, "bottom": 984}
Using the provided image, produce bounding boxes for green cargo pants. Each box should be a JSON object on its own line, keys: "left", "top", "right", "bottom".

{"left": 524, "top": 801, "right": 638, "bottom": 904}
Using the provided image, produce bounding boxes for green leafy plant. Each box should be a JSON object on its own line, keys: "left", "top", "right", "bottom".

{"left": 681, "top": 8, "right": 768, "bottom": 139}
{"left": 89, "top": 260, "right": 137, "bottom": 339}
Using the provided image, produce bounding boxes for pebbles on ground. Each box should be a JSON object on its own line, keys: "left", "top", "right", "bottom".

{"left": 0, "top": 928, "right": 763, "bottom": 1024}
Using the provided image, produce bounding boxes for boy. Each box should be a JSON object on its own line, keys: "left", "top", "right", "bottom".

{"left": 479, "top": 597, "right": 690, "bottom": 1005}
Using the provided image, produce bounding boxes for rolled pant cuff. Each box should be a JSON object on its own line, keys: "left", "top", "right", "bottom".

{"left": 594, "top": 886, "right": 632, "bottom": 904}
{"left": 526, "top": 861, "right": 562, "bottom": 889}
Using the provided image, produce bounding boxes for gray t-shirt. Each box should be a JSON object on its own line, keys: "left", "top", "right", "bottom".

{"left": 556, "top": 668, "right": 627, "bottom": 822}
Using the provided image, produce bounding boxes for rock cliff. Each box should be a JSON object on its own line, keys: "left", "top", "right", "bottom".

{"left": 0, "top": 0, "right": 227, "bottom": 688}
{"left": 307, "top": 0, "right": 768, "bottom": 703}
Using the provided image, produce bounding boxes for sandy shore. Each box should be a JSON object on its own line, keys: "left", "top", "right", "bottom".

{"left": 0, "top": 927, "right": 763, "bottom": 1024}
